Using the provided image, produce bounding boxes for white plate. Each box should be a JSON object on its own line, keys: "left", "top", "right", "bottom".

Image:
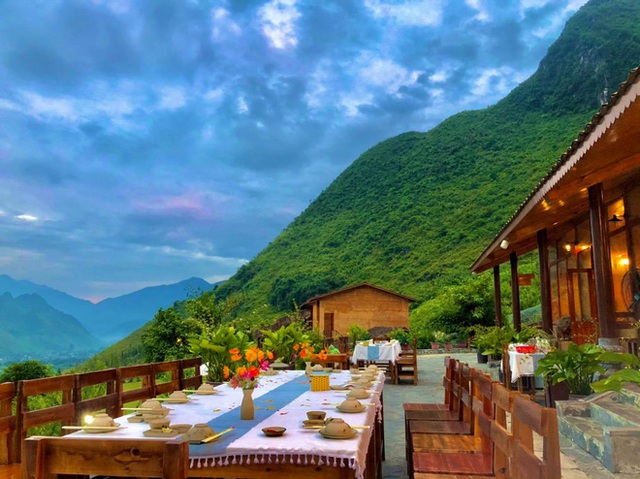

{"left": 319, "top": 428, "right": 358, "bottom": 439}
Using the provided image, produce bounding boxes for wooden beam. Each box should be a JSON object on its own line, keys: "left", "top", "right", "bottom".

{"left": 537, "top": 229, "right": 553, "bottom": 334}
{"left": 511, "top": 253, "right": 521, "bottom": 332}
{"left": 493, "top": 266, "right": 503, "bottom": 327}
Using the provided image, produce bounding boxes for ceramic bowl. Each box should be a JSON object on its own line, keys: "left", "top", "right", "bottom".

{"left": 196, "top": 383, "right": 216, "bottom": 394}
{"left": 170, "top": 390, "right": 188, "bottom": 400}
{"left": 184, "top": 423, "right": 215, "bottom": 442}
{"left": 322, "top": 418, "right": 353, "bottom": 437}
{"left": 347, "top": 388, "right": 370, "bottom": 399}
{"left": 355, "top": 378, "right": 373, "bottom": 387}
{"left": 307, "top": 410, "right": 327, "bottom": 421}
{"left": 90, "top": 413, "right": 116, "bottom": 427}
{"left": 312, "top": 364, "right": 324, "bottom": 372}
{"left": 146, "top": 417, "right": 171, "bottom": 429}
{"left": 262, "top": 426, "right": 286, "bottom": 437}
{"left": 338, "top": 398, "right": 365, "bottom": 413}
{"left": 141, "top": 399, "right": 162, "bottom": 410}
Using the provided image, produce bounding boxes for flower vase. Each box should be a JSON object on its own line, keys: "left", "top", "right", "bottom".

{"left": 240, "top": 388, "right": 255, "bottom": 420}
{"left": 305, "top": 361, "right": 313, "bottom": 377}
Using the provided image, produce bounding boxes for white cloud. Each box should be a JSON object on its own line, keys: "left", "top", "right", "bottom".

{"left": 140, "top": 244, "right": 248, "bottom": 267}
{"left": 203, "top": 88, "right": 224, "bottom": 103}
{"left": 158, "top": 87, "right": 186, "bottom": 110}
{"left": 364, "top": 0, "right": 444, "bottom": 27}
{"left": 258, "top": 0, "right": 301, "bottom": 49}
{"left": 21, "top": 92, "right": 79, "bottom": 122}
{"left": 211, "top": 8, "right": 241, "bottom": 41}
{"left": 470, "top": 67, "right": 522, "bottom": 98}
{"left": 237, "top": 96, "right": 249, "bottom": 114}
{"left": 466, "top": 0, "right": 490, "bottom": 22}
{"left": 15, "top": 214, "right": 38, "bottom": 222}
{"left": 0, "top": 98, "right": 20, "bottom": 112}
{"left": 429, "top": 71, "right": 448, "bottom": 83}
{"left": 359, "top": 58, "right": 420, "bottom": 93}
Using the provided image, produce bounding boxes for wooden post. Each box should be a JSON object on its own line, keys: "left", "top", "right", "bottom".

{"left": 511, "top": 252, "right": 521, "bottom": 332}
{"left": 538, "top": 229, "right": 553, "bottom": 333}
{"left": 588, "top": 184, "right": 616, "bottom": 339}
{"left": 493, "top": 266, "right": 503, "bottom": 327}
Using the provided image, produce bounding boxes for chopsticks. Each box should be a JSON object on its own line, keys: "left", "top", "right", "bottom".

{"left": 62, "top": 426, "right": 123, "bottom": 431}
{"left": 121, "top": 407, "right": 155, "bottom": 411}
{"left": 302, "top": 425, "right": 369, "bottom": 429}
{"left": 201, "top": 426, "right": 235, "bottom": 443}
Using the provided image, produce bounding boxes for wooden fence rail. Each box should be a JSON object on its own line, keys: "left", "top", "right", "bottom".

{"left": 0, "top": 357, "right": 202, "bottom": 466}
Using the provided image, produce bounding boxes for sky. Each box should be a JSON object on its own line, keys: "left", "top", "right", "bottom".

{"left": 0, "top": 0, "right": 589, "bottom": 301}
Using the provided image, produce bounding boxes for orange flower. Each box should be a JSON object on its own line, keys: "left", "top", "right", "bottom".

{"left": 300, "top": 349, "right": 308, "bottom": 358}
{"left": 236, "top": 366, "right": 247, "bottom": 377}
{"left": 267, "top": 351, "right": 274, "bottom": 360}
{"left": 231, "top": 353, "right": 242, "bottom": 362}
{"left": 248, "top": 365, "right": 260, "bottom": 378}
{"left": 245, "top": 348, "right": 258, "bottom": 362}
{"left": 317, "top": 349, "right": 328, "bottom": 361}
{"left": 223, "top": 365, "right": 230, "bottom": 379}
{"left": 293, "top": 343, "right": 300, "bottom": 351}
{"left": 229, "top": 348, "right": 240, "bottom": 355}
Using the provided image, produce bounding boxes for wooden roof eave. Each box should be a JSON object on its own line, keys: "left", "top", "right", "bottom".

{"left": 470, "top": 68, "right": 640, "bottom": 274}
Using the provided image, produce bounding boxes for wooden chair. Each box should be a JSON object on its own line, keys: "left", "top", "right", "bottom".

{"left": 511, "top": 395, "right": 561, "bottom": 479}
{"left": 403, "top": 356, "right": 455, "bottom": 415}
{"left": 23, "top": 436, "right": 188, "bottom": 479}
{"left": 412, "top": 381, "right": 524, "bottom": 479}
{"left": 0, "top": 382, "right": 17, "bottom": 465}
{"left": 394, "top": 338, "right": 418, "bottom": 384}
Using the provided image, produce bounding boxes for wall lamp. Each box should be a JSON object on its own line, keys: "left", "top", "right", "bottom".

{"left": 609, "top": 214, "right": 624, "bottom": 223}
{"left": 500, "top": 239, "right": 509, "bottom": 250}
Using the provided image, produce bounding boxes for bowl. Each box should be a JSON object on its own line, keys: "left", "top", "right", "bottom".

{"left": 303, "top": 419, "right": 326, "bottom": 427}
{"left": 146, "top": 417, "right": 171, "bottom": 429}
{"left": 262, "top": 426, "right": 286, "bottom": 437}
{"left": 347, "top": 388, "right": 370, "bottom": 399}
{"left": 141, "top": 399, "right": 162, "bottom": 410}
{"left": 184, "top": 423, "right": 215, "bottom": 443}
{"left": 338, "top": 398, "right": 365, "bottom": 413}
{"left": 321, "top": 418, "right": 355, "bottom": 438}
{"left": 312, "top": 364, "right": 324, "bottom": 372}
{"left": 307, "top": 410, "right": 327, "bottom": 421}
{"left": 89, "top": 413, "right": 116, "bottom": 427}
{"left": 196, "top": 383, "right": 217, "bottom": 394}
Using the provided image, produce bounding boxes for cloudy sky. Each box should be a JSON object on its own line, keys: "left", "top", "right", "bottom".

{"left": 0, "top": 0, "right": 588, "bottom": 301}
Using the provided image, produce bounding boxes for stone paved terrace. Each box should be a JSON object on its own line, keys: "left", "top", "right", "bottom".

{"left": 381, "top": 352, "right": 639, "bottom": 479}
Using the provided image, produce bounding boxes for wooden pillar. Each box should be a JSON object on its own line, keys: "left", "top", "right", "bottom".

{"left": 537, "top": 229, "right": 553, "bottom": 334}
{"left": 510, "top": 252, "right": 522, "bottom": 332}
{"left": 588, "top": 184, "right": 616, "bottom": 339}
{"left": 493, "top": 266, "right": 503, "bottom": 327}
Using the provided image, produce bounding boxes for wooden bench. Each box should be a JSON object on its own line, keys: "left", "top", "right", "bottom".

{"left": 23, "top": 436, "right": 188, "bottom": 479}
{"left": 394, "top": 338, "right": 418, "bottom": 384}
{"left": 403, "top": 357, "right": 455, "bottom": 416}
{"left": 313, "top": 353, "right": 349, "bottom": 370}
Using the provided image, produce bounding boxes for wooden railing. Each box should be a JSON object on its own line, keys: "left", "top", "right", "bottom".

{"left": 0, "top": 357, "right": 202, "bottom": 466}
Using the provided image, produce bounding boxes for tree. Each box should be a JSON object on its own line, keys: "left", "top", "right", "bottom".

{"left": 141, "top": 307, "right": 200, "bottom": 363}
{"left": 0, "top": 359, "right": 54, "bottom": 383}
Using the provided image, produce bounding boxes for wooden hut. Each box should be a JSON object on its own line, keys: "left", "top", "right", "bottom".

{"left": 302, "top": 283, "right": 416, "bottom": 338}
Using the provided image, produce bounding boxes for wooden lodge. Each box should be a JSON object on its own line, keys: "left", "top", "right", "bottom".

{"left": 471, "top": 67, "right": 640, "bottom": 350}
{"left": 302, "top": 283, "right": 416, "bottom": 338}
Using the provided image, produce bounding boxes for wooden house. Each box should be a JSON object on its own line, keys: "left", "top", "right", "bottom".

{"left": 471, "top": 68, "right": 640, "bottom": 350}
{"left": 302, "top": 283, "right": 416, "bottom": 338}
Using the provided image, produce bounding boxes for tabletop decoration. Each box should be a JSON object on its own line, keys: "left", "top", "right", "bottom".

{"left": 224, "top": 346, "right": 273, "bottom": 420}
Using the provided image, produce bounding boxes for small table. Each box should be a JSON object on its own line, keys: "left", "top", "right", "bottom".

{"left": 508, "top": 350, "right": 545, "bottom": 383}
{"left": 351, "top": 340, "right": 402, "bottom": 365}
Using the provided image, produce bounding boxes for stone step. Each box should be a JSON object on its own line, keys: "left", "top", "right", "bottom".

{"left": 618, "top": 383, "right": 640, "bottom": 408}
{"left": 558, "top": 415, "right": 605, "bottom": 462}
{"left": 590, "top": 394, "right": 640, "bottom": 428}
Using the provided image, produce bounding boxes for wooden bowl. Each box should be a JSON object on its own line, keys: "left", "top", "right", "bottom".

{"left": 262, "top": 426, "right": 286, "bottom": 437}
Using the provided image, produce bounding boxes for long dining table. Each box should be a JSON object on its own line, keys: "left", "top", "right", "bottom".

{"left": 25, "top": 369, "right": 385, "bottom": 479}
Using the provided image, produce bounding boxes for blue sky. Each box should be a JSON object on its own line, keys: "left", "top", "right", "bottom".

{"left": 0, "top": 0, "right": 588, "bottom": 301}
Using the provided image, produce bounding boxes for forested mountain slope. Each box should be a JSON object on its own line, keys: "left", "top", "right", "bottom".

{"left": 213, "top": 0, "right": 640, "bottom": 316}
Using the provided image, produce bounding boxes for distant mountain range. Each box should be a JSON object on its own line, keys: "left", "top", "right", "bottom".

{"left": 0, "top": 275, "right": 214, "bottom": 364}
{"left": 0, "top": 292, "right": 101, "bottom": 364}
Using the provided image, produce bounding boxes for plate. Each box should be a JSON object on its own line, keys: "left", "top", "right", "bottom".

{"left": 337, "top": 405, "right": 365, "bottom": 413}
{"left": 303, "top": 419, "right": 326, "bottom": 427}
{"left": 81, "top": 425, "right": 121, "bottom": 433}
{"left": 262, "top": 426, "right": 286, "bottom": 437}
{"left": 319, "top": 428, "right": 358, "bottom": 440}
{"left": 330, "top": 385, "right": 349, "bottom": 391}
{"left": 195, "top": 390, "right": 217, "bottom": 395}
{"left": 143, "top": 424, "right": 192, "bottom": 437}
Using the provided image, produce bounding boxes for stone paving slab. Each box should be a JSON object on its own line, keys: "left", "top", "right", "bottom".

{"left": 380, "top": 353, "right": 637, "bottom": 479}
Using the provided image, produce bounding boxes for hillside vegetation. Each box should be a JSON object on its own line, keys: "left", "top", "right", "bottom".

{"left": 214, "top": 0, "right": 640, "bottom": 315}
{"left": 81, "top": 0, "right": 640, "bottom": 367}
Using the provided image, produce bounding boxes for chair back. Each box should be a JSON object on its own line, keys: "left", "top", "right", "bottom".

{"left": 24, "top": 436, "right": 188, "bottom": 479}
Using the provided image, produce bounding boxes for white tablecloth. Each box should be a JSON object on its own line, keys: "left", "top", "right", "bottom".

{"left": 351, "top": 340, "right": 402, "bottom": 364}
{"left": 508, "top": 351, "right": 546, "bottom": 382}
{"left": 67, "top": 369, "right": 383, "bottom": 479}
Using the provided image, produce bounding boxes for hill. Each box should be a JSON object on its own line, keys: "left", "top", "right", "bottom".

{"left": 212, "top": 0, "right": 640, "bottom": 317}
{"left": 0, "top": 275, "right": 214, "bottom": 344}
{"left": 0, "top": 292, "right": 102, "bottom": 365}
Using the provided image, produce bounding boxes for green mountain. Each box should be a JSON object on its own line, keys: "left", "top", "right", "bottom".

{"left": 213, "top": 0, "right": 640, "bottom": 316}
{"left": 0, "top": 292, "right": 103, "bottom": 365}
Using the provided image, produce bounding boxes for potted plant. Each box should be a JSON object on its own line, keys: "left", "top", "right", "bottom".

{"left": 188, "top": 325, "right": 252, "bottom": 383}
{"left": 389, "top": 328, "right": 411, "bottom": 349}
{"left": 347, "top": 324, "right": 371, "bottom": 350}
{"left": 535, "top": 343, "right": 605, "bottom": 399}
{"left": 590, "top": 350, "right": 640, "bottom": 393}
{"left": 261, "top": 322, "right": 309, "bottom": 367}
